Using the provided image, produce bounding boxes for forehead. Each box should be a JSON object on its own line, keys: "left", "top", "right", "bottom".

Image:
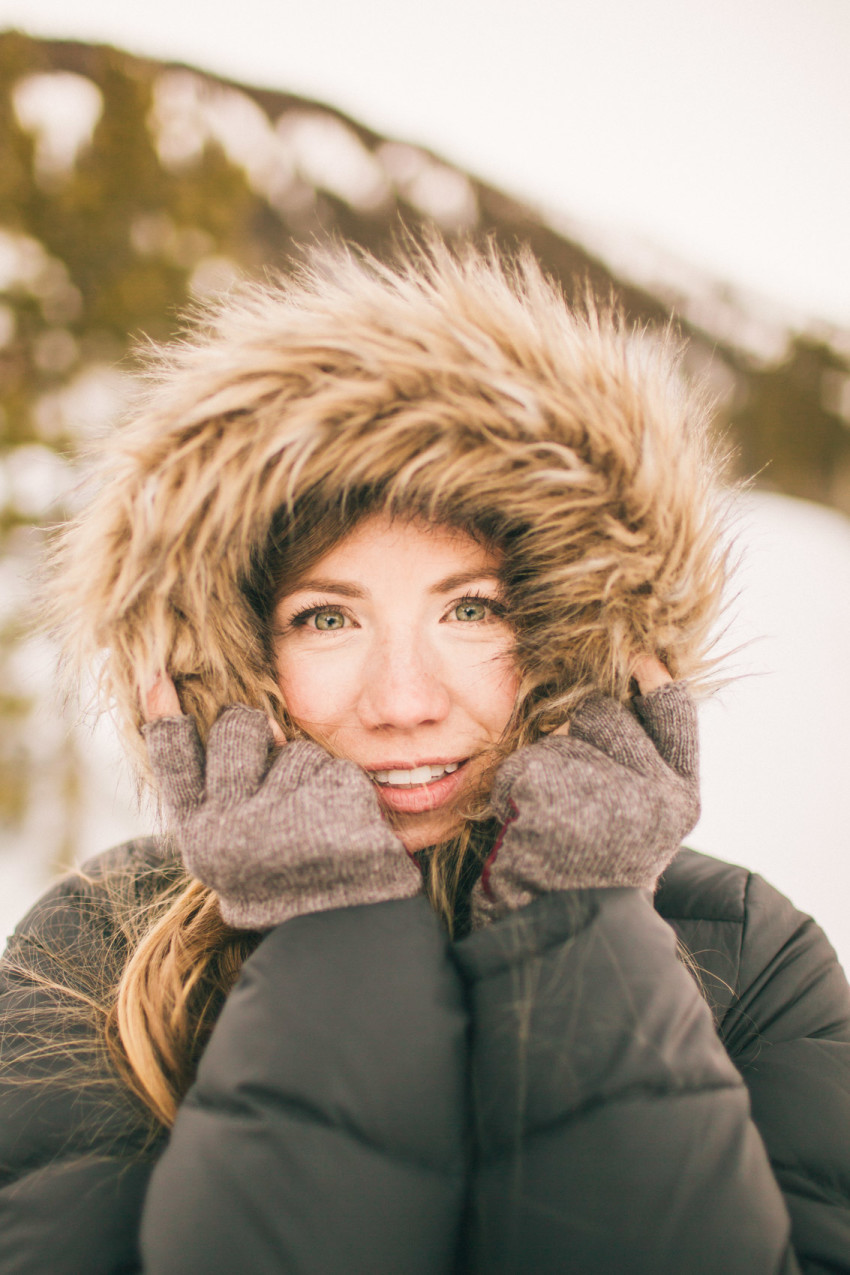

{"left": 286, "top": 513, "right": 502, "bottom": 586}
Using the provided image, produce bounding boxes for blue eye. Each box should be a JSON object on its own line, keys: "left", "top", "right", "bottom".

{"left": 453, "top": 600, "right": 489, "bottom": 622}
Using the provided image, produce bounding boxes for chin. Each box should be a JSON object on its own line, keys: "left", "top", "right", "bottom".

{"left": 391, "top": 809, "right": 463, "bottom": 853}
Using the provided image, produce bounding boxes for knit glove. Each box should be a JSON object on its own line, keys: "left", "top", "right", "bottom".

{"left": 143, "top": 705, "right": 422, "bottom": 930}
{"left": 471, "top": 682, "right": 699, "bottom": 928}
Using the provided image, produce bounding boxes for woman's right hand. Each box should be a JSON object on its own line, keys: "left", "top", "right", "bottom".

{"left": 142, "top": 684, "right": 421, "bottom": 930}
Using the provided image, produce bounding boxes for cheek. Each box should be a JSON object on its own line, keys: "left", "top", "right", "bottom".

{"left": 487, "top": 660, "right": 521, "bottom": 733}
{"left": 275, "top": 648, "right": 357, "bottom": 730}
{"left": 450, "top": 644, "right": 520, "bottom": 736}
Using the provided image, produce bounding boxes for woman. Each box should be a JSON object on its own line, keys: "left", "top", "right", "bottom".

{"left": 1, "top": 242, "right": 849, "bottom": 1274}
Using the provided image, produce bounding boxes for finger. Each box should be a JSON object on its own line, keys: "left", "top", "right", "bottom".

{"left": 566, "top": 694, "right": 671, "bottom": 776}
{"left": 632, "top": 655, "right": 672, "bottom": 696}
{"left": 143, "top": 715, "right": 205, "bottom": 814}
{"left": 143, "top": 672, "right": 182, "bottom": 721}
{"left": 205, "top": 705, "right": 275, "bottom": 804}
{"left": 264, "top": 737, "right": 335, "bottom": 799}
{"left": 269, "top": 716, "right": 286, "bottom": 746}
{"left": 632, "top": 682, "right": 699, "bottom": 779}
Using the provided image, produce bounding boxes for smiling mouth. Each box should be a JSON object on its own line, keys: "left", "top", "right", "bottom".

{"left": 371, "top": 761, "right": 463, "bottom": 788}
{"left": 368, "top": 758, "right": 471, "bottom": 814}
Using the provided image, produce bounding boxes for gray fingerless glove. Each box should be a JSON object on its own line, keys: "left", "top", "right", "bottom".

{"left": 143, "top": 705, "right": 422, "bottom": 930}
{"left": 471, "top": 682, "right": 700, "bottom": 928}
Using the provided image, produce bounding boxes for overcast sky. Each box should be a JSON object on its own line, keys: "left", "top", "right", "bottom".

{"left": 2, "top": 0, "right": 848, "bottom": 329}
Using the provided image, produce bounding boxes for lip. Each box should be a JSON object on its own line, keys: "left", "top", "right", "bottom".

{"left": 371, "top": 759, "right": 470, "bottom": 815}
{"left": 366, "top": 758, "right": 465, "bottom": 771}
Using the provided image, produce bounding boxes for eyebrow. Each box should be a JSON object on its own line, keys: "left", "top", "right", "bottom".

{"left": 430, "top": 570, "right": 503, "bottom": 594}
{"left": 285, "top": 570, "right": 503, "bottom": 600}
{"left": 286, "top": 578, "right": 366, "bottom": 599}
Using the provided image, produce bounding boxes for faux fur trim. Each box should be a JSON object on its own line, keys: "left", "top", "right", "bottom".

{"left": 47, "top": 240, "right": 735, "bottom": 779}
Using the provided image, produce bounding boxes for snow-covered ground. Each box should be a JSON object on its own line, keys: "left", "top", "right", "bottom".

{"left": 691, "top": 490, "right": 850, "bottom": 969}
{"left": 2, "top": 488, "right": 849, "bottom": 970}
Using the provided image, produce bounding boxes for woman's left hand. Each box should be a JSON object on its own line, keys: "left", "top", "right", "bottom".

{"left": 471, "top": 658, "right": 700, "bottom": 926}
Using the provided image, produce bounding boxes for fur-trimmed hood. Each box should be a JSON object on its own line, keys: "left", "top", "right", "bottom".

{"left": 50, "top": 241, "right": 732, "bottom": 777}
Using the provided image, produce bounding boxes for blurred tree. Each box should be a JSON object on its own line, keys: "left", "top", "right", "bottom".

{"left": 733, "top": 337, "right": 850, "bottom": 508}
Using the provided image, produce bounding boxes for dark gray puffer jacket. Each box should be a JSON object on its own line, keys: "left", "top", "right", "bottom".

{"left": 1, "top": 839, "right": 849, "bottom": 1274}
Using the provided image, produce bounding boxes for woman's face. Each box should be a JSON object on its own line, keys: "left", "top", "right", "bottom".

{"left": 273, "top": 513, "right": 519, "bottom": 851}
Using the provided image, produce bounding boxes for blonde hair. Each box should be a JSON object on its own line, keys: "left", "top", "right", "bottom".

{"left": 36, "top": 238, "right": 734, "bottom": 1128}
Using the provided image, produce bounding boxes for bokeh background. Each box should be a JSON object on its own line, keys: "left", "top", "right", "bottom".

{"left": 1, "top": 1, "right": 848, "bottom": 963}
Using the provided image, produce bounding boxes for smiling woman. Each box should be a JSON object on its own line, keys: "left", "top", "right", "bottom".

{"left": 2, "top": 240, "right": 849, "bottom": 1274}
{"left": 273, "top": 515, "right": 518, "bottom": 848}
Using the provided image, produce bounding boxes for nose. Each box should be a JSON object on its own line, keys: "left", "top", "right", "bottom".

{"left": 358, "top": 630, "right": 451, "bottom": 732}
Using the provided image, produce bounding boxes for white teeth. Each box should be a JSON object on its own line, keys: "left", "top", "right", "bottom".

{"left": 373, "top": 761, "right": 461, "bottom": 787}
{"left": 391, "top": 765, "right": 432, "bottom": 785}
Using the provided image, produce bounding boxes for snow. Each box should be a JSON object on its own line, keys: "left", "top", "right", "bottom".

{"left": 1, "top": 443, "right": 75, "bottom": 517}
{"left": 0, "top": 230, "right": 83, "bottom": 324}
{"left": 32, "top": 363, "right": 133, "bottom": 442}
{"left": 12, "top": 71, "right": 103, "bottom": 179}
{"left": 32, "top": 327, "right": 79, "bottom": 375}
{"left": 188, "top": 254, "right": 242, "bottom": 299}
{"left": 0, "top": 229, "right": 50, "bottom": 291}
{"left": 147, "top": 70, "right": 394, "bottom": 215}
{"left": 275, "top": 110, "right": 390, "bottom": 212}
{"left": 147, "top": 69, "right": 300, "bottom": 210}
{"left": 378, "top": 141, "right": 478, "bottom": 229}
{"left": 692, "top": 490, "right": 850, "bottom": 968}
{"left": 129, "top": 212, "right": 214, "bottom": 268}
{"left": 144, "top": 69, "right": 477, "bottom": 224}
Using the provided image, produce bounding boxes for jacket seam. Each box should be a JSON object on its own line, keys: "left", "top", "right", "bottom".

{"left": 714, "top": 870, "right": 752, "bottom": 1035}
{"left": 184, "top": 1086, "right": 467, "bottom": 1179}
{"left": 476, "top": 1078, "right": 746, "bottom": 1163}
{"left": 769, "top": 1162, "right": 850, "bottom": 1212}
